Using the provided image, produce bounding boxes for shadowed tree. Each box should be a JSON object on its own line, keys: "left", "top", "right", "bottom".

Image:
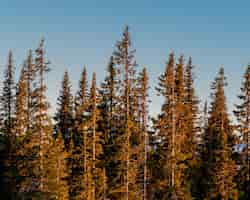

{"left": 70, "top": 67, "right": 92, "bottom": 200}
{"left": 55, "top": 71, "right": 74, "bottom": 149}
{"left": 0, "top": 51, "right": 17, "bottom": 199}
{"left": 98, "top": 56, "right": 120, "bottom": 199}
{"left": 68, "top": 67, "right": 89, "bottom": 200}
{"left": 234, "top": 65, "right": 250, "bottom": 199}
{"left": 183, "top": 57, "right": 200, "bottom": 198}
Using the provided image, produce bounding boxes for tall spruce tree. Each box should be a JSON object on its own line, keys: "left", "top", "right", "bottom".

{"left": 203, "top": 68, "right": 238, "bottom": 200}
{"left": 24, "top": 50, "right": 36, "bottom": 133}
{"left": 0, "top": 50, "right": 17, "bottom": 199}
{"left": 30, "top": 39, "right": 53, "bottom": 198}
{"left": 14, "top": 66, "right": 28, "bottom": 198}
{"left": 68, "top": 67, "right": 89, "bottom": 200}
{"left": 113, "top": 26, "right": 141, "bottom": 200}
{"left": 15, "top": 66, "right": 28, "bottom": 137}
{"left": 75, "top": 67, "right": 89, "bottom": 129}
{"left": 46, "top": 132, "right": 69, "bottom": 200}
{"left": 89, "top": 72, "right": 105, "bottom": 200}
{"left": 55, "top": 71, "right": 74, "bottom": 148}
{"left": 183, "top": 56, "right": 200, "bottom": 198}
{"left": 1, "top": 50, "right": 16, "bottom": 136}
{"left": 173, "top": 55, "right": 192, "bottom": 199}
{"left": 234, "top": 65, "right": 250, "bottom": 199}
{"left": 154, "top": 52, "right": 176, "bottom": 199}
{"left": 98, "top": 56, "right": 120, "bottom": 199}
{"left": 75, "top": 67, "right": 89, "bottom": 135}
{"left": 15, "top": 50, "right": 38, "bottom": 199}
{"left": 184, "top": 57, "right": 199, "bottom": 161}
{"left": 154, "top": 54, "right": 195, "bottom": 199}
{"left": 68, "top": 137, "right": 86, "bottom": 200}
{"left": 137, "top": 68, "right": 149, "bottom": 200}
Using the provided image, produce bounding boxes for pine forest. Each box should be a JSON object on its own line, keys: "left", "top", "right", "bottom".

{"left": 0, "top": 26, "right": 249, "bottom": 200}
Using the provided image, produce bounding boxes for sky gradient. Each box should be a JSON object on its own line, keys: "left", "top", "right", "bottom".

{"left": 0, "top": 0, "right": 249, "bottom": 118}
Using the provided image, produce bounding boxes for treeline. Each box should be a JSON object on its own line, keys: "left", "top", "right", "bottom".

{"left": 0, "top": 26, "right": 249, "bottom": 200}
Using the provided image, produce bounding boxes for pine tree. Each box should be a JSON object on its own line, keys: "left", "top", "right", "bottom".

{"left": 15, "top": 66, "right": 28, "bottom": 137}
{"left": 47, "top": 133, "right": 69, "bottom": 200}
{"left": 90, "top": 72, "right": 98, "bottom": 200}
{"left": 154, "top": 52, "right": 176, "bottom": 199}
{"left": 194, "top": 100, "right": 209, "bottom": 200}
{"left": 55, "top": 71, "right": 74, "bottom": 148}
{"left": 68, "top": 67, "right": 89, "bottom": 200}
{"left": 154, "top": 54, "right": 195, "bottom": 199}
{"left": 0, "top": 50, "right": 17, "bottom": 199}
{"left": 137, "top": 68, "right": 149, "bottom": 200}
{"left": 24, "top": 50, "right": 36, "bottom": 133}
{"left": 1, "top": 50, "right": 16, "bottom": 136}
{"left": 89, "top": 72, "right": 105, "bottom": 200}
{"left": 1, "top": 27, "right": 249, "bottom": 200}
{"left": 30, "top": 39, "right": 53, "bottom": 198}
{"left": 234, "top": 65, "right": 250, "bottom": 199}
{"left": 184, "top": 57, "right": 199, "bottom": 159}
{"left": 204, "top": 68, "right": 238, "bottom": 200}
{"left": 173, "top": 55, "right": 192, "bottom": 199}
{"left": 183, "top": 57, "right": 200, "bottom": 198}
{"left": 98, "top": 56, "right": 120, "bottom": 199}
{"left": 75, "top": 67, "right": 89, "bottom": 139}
{"left": 146, "top": 128, "right": 162, "bottom": 200}
{"left": 75, "top": 67, "right": 89, "bottom": 118}
{"left": 15, "top": 50, "right": 38, "bottom": 199}
{"left": 113, "top": 26, "right": 141, "bottom": 200}
{"left": 14, "top": 66, "right": 28, "bottom": 198}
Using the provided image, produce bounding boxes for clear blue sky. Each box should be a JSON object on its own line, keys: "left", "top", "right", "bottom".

{"left": 0, "top": 0, "right": 249, "bottom": 118}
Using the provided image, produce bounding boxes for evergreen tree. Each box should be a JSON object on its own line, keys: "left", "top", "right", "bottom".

{"left": 154, "top": 54, "right": 195, "bottom": 199}
{"left": 184, "top": 57, "right": 199, "bottom": 160}
{"left": 89, "top": 72, "right": 106, "bottom": 200}
{"left": 0, "top": 27, "right": 249, "bottom": 200}
{"left": 15, "top": 50, "right": 38, "bottom": 199}
{"left": 55, "top": 71, "right": 74, "bottom": 148}
{"left": 154, "top": 52, "right": 177, "bottom": 199}
{"left": 0, "top": 50, "right": 17, "bottom": 199}
{"left": 113, "top": 26, "right": 141, "bottom": 200}
{"left": 183, "top": 57, "right": 200, "bottom": 198}
{"left": 1, "top": 50, "right": 16, "bottom": 136}
{"left": 203, "top": 68, "right": 238, "bottom": 200}
{"left": 173, "top": 55, "right": 192, "bottom": 199}
{"left": 234, "top": 65, "right": 250, "bottom": 199}
{"left": 75, "top": 67, "right": 89, "bottom": 119}
{"left": 195, "top": 100, "right": 209, "bottom": 200}
{"left": 14, "top": 66, "right": 28, "bottom": 198}
{"left": 98, "top": 56, "right": 120, "bottom": 199}
{"left": 68, "top": 67, "right": 89, "bottom": 200}
{"left": 28, "top": 39, "right": 53, "bottom": 198}
{"left": 24, "top": 50, "right": 36, "bottom": 133}
{"left": 137, "top": 68, "right": 149, "bottom": 200}
{"left": 15, "top": 66, "right": 28, "bottom": 137}
{"left": 47, "top": 133, "right": 69, "bottom": 200}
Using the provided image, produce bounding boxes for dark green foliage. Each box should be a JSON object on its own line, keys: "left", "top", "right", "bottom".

{"left": 55, "top": 71, "right": 74, "bottom": 148}
{"left": 234, "top": 65, "right": 250, "bottom": 200}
